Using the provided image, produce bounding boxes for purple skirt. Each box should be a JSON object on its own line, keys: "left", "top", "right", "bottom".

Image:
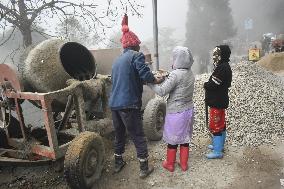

{"left": 163, "top": 108, "right": 194, "bottom": 145}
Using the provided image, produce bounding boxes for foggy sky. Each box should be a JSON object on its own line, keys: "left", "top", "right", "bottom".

{"left": 1, "top": 0, "right": 284, "bottom": 49}
{"left": 124, "top": 0, "right": 187, "bottom": 42}
{"left": 130, "top": 0, "right": 284, "bottom": 43}
{"left": 230, "top": 0, "right": 284, "bottom": 40}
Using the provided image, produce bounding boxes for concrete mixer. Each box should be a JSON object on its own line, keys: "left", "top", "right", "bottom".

{"left": 0, "top": 39, "right": 108, "bottom": 189}
{"left": 0, "top": 39, "right": 166, "bottom": 189}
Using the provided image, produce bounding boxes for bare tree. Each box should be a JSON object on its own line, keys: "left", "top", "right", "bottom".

{"left": 0, "top": 0, "right": 142, "bottom": 47}
{"left": 55, "top": 16, "right": 100, "bottom": 47}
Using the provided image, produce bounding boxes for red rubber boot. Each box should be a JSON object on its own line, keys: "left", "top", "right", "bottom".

{"left": 179, "top": 146, "right": 189, "bottom": 171}
{"left": 162, "top": 148, "right": 177, "bottom": 172}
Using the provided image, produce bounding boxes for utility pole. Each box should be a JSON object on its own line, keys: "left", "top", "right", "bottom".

{"left": 152, "top": 0, "right": 159, "bottom": 70}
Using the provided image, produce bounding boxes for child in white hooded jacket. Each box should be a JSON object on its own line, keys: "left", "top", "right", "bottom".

{"left": 148, "top": 46, "right": 195, "bottom": 172}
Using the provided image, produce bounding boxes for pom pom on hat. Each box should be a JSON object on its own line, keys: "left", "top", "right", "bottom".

{"left": 122, "top": 25, "right": 129, "bottom": 33}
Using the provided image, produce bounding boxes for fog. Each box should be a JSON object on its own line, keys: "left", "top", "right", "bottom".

{"left": 1, "top": 0, "right": 284, "bottom": 71}
{"left": 104, "top": 0, "right": 284, "bottom": 73}
{"left": 125, "top": 0, "right": 284, "bottom": 49}
{"left": 231, "top": 0, "right": 284, "bottom": 41}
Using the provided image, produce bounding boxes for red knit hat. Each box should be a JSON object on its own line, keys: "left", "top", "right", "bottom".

{"left": 120, "top": 14, "right": 141, "bottom": 48}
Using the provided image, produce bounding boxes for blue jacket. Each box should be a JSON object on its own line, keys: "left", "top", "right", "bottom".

{"left": 109, "top": 48, "right": 155, "bottom": 110}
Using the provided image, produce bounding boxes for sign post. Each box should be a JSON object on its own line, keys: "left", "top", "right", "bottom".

{"left": 244, "top": 18, "right": 253, "bottom": 47}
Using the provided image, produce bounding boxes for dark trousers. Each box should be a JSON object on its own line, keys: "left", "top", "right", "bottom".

{"left": 111, "top": 109, "right": 148, "bottom": 159}
{"left": 168, "top": 143, "right": 189, "bottom": 149}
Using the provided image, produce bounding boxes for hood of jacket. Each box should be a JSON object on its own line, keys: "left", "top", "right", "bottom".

{"left": 172, "top": 46, "right": 194, "bottom": 69}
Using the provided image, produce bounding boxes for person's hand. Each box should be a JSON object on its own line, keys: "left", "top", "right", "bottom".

{"left": 153, "top": 76, "right": 165, "bottom": 84}
{"left": 153, "top": 69, "right": 169, "bottom": 77}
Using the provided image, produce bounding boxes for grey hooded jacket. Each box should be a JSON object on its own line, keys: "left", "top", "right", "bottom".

{"left": 148, "top": 46, "right": 195, "bottom": 113}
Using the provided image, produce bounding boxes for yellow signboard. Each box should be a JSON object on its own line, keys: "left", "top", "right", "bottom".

{"left": 248, "top": 48, "right": 260, "bottom": 61}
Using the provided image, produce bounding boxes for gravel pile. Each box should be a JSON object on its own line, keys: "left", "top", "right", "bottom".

{"left": 257, "top": 52, "right": 284, "bottom": 72}
{"left": 193, "top": 61, "right": 284, "bottom": 146}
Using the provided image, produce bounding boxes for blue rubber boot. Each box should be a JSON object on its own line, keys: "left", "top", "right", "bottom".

{"left": 208, "top": 131, "right": 226, "bottom": 151}
{"left": 206, "top": 135, "right": 223, "bottom": 159}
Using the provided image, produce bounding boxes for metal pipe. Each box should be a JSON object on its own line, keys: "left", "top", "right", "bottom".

{"left": 152, "top": 0, "right": 159, "bottom": 70}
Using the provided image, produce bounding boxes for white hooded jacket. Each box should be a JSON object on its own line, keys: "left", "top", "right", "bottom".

{"left": 148, "top": 46, "right": 195, "bottom": 113}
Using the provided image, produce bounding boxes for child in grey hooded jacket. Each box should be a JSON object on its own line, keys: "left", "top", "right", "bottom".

{"left": 148, "top": 46, "right": 195, "bottom": 172}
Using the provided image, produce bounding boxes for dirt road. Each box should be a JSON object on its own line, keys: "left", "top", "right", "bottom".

{"left": 1, "top": 136, "right": 283, "bottom": 189}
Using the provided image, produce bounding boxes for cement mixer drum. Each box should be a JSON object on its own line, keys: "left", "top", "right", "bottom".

{"left": 24, "top": 39, "right": 96, "bottom": 93}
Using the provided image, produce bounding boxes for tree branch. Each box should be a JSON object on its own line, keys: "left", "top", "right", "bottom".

{"left": 3, "top": 16, "right": 19, "bottom": 27}
{"left": 32, "top": 26, "right": 56, "bottom": 38}
{"left": 1, "top": 44, "right": 21, "bottom": 65}
{"left": 1, "top": 0, "right": 143, "bottom": 48}
{"left": 127, "top": 0, "right": 142, "bottom": 17}
{"left": 0, "top": 3, "right": 20, "bottom": 20}
{"left": 30, "top": 1, "right": 57, "bottom": 22}
{"left": 0, "top": 26, "right": 16, "bottom": 46}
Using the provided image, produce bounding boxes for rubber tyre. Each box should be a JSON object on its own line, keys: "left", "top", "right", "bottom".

{"left": 143, "top": 98, "right": 166, "bottom": 141}
{"left": 64, "top": 131, "right": 105, "bottom": 189}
